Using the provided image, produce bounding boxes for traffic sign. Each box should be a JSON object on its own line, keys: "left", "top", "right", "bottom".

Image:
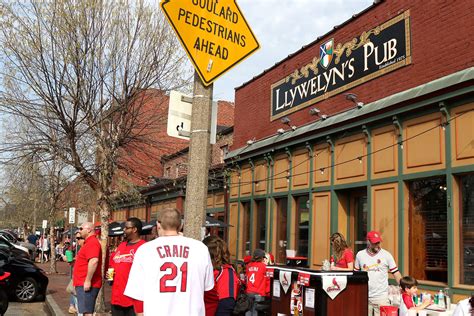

{"left": 69, "top": 207, "right": 76, "bottom": 224}
{"left": 160, "top": 0, "right": 260, "bottom": 86}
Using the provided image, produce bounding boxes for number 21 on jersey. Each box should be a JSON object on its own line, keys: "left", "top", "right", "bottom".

{"left": 160, "top": 261, "right": 188, "bottom": 292}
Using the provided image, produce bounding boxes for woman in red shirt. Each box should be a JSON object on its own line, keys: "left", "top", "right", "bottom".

{"left": 203, "top": 236, "right": 239, "bottom": 316}
{"left": 329, "top": 232, "right": 354, "bottom": 271}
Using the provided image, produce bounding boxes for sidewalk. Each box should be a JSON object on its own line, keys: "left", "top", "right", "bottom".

{"left": 37, "top": 261, "right": 111, "bottom": 316}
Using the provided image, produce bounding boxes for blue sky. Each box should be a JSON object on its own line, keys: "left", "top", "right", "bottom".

{"left": 212, "top": 0, "right": 374, "bottom": 102}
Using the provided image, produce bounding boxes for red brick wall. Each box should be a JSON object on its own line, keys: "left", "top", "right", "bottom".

{"left": 217, "top": 101, "right": 234, "bottom": 127}
{"left": 162, "top": 130, "right": 233, "bottom": 179}
{"left": 211, "top": 132, "right": 233, "bottom": 166}
{"left": 232, "top": 0, "right": 474, "bottom": 150}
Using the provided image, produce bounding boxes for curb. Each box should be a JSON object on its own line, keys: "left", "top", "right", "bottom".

{"left": 45, "top": 293, "right": 66, "bottom": 316}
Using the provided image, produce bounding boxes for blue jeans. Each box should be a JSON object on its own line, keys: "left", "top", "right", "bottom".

{"left": 75, "top": 286, "right": 99, "bottom": 314}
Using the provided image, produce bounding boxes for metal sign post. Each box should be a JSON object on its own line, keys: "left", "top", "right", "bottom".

{"left": 41, "top": 220, "right": 47, "bottom": 263}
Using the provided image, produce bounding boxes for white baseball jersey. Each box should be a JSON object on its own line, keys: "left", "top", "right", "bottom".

{"left": 124, "top": 235, "right": 214, "bottom": 316}
{"left": 354, "top": 248, "right": 398, "bottom": 299}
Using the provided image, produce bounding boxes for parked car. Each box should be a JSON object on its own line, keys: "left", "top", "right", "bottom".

{"left": 0, "top": 249, "right": 48, "bottom": 302}
{"left": 0, "top": 236, "right": 30, "bottom": 261}
{"left": 0, "top": 232, "right": 30, "bottom": 257}
{"left": 0, "top": 229, "right": 36, "bottom": 260}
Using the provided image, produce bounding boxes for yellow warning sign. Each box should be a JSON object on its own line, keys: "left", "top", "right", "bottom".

{"left": 160, "top": 0, "right": 260, "bottom": 86}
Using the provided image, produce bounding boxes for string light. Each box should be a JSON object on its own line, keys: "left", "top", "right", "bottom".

{"left": 218, "top": 111, "right": 467, "bottom": 187}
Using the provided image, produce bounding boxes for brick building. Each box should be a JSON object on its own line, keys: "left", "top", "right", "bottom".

{"left": 226, "top": 0, "right": 473, "bottom": 301}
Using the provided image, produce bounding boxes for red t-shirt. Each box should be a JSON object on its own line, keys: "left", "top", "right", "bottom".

{"left": 402, "top": 293, "right": 415, "bottom": 309}
{"left": 246, "top": 261, "right": 269, "bottom": 297}
{"left": 73, "top": 235, "right": 102, "bottom": 288}
{"left": 110, "top": 240, "right": 146, "bottom": 307}
{"left": 331, "top": 248, "right": 354, "bottom": 268}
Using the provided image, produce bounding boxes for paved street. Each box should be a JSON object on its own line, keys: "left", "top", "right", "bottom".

{"left": 5, "top": 301, "right": 50, "bottom": 316}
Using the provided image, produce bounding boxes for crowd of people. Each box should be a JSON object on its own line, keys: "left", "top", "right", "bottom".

{"left": 59, "top": 208, "right": 473, "bottom": 316}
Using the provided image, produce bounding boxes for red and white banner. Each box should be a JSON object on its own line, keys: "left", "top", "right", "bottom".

{"left": 322, "top": 275, "right": 347, "bottom": 300}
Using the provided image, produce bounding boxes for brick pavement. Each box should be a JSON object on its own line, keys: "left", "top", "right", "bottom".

{"left": 37, "top": 261, "right": 111, "bottom": 315}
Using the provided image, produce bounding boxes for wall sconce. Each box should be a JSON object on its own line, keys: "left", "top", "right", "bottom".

{"left": 246, "top": 138, "right": 256, "bottom": 145}
{"left": 277, "top": 128, "right": 285, "bottom": 135}
{"left": 309, "top": 108, "right": 320, "bottom": 115}
{"left": 280, "top": 116, "right": 297, "bottom": 131}
{"left": 345, "top": 93, "right": 364, "bottom": 109}
{"left": 310, "top": 107, "right": 329, "bottom": 120}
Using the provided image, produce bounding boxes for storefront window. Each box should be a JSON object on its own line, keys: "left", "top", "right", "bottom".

{"left": 460, "top": 175, "right": 474, "bottom": 285}
{"left": 275, "top": 198, "right": 288, "bottom": 264}
{"left": 408, "top": 177, "right": 447, "bottom": 283}
{"left": 241, "top": 201, "right": 251, "bottom": 257}
{"left": 295, "top": 196, "right": 309, "bottom": 258}
{"left": 255, "top": 200, "right": 266, "bottom": 250}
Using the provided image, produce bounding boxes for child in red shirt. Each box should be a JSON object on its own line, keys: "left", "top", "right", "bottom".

{"left": 203, "top": 236, "right": 239, "bottom": 316}
{"left": 399, "top": 276, "right": 432, "bottom": 316}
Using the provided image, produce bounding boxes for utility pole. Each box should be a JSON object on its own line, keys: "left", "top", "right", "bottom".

{"left": 183, "top": 72, "right": 213, "bottom": 240}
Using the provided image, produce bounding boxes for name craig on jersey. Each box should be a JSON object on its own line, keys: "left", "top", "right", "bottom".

{"left": 156, "top": 245, "right": 189, "bottom": 259}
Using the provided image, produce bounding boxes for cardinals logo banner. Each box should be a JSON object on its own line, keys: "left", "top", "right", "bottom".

{"left": 322, "top": 275, "right": 347, "bottom": 300}
{"left": 280, "top": 271, "right": 292, "bottom": 294}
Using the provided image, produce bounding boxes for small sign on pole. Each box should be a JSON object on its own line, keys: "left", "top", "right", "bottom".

{"left": 69, "top": 207, "right": 76, "bottom": 224}
{"left": 42, "top": 220, "right": 47, "bottom": 229}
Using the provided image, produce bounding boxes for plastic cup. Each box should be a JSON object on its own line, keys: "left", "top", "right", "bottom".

{"left": 65, "top": 250, "right": 73, "bottom": 262}
{"left": 107, "top": 268, "right": 114, "bottom": 281}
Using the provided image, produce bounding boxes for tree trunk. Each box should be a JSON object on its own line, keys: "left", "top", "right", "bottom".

{"left": 49, "top": 224, "right": 57, "bottom": 273}
{"left": 93, "top": 197, "right": 110, "bottom": 313}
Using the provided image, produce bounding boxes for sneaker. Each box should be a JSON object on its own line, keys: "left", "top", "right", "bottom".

{"left": 68, "top": 305, "right": 77, "bottom": 314}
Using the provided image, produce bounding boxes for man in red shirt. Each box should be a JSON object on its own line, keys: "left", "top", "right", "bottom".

{"left": 109, "top": 217, "right": 145, "bottom": 316}
{"left": 73, "top": 222, "right": 102, "bottom": 316}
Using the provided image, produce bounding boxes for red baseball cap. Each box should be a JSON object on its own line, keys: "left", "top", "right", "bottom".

{"left": 367, "top": 231, "right": 382, "bottom": 243}
{"left": 243, "top": 255, "right": 252, "bottom": 264}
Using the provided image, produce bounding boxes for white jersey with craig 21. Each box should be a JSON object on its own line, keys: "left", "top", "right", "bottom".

{"left": 124, "top": 235, "right": 214, "bottom": 316}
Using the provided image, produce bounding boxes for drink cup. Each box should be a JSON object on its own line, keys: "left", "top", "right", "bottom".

{"left": 107, "top": 268, "right": 114, "bottom": 281}
{"left": 65, "top": 250, "right": 73, "bottom": 262}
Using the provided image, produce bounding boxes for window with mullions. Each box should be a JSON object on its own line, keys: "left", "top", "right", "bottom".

{"left": 295, "top": 196, "right": 309, "bottom": 258}
{"left": 241, "top": 202, "right": 251, "bottom": 257}
{"left": 255, "top": 200, "right": 266, "bottom": 250}
{"left": 408, "top": 177, "right": 448, "bottom": 283}
{"left": 460, "top": 175, "right": 474, "bottom": 285}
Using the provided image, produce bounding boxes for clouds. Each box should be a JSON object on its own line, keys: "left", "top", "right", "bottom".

{"left": 213, "top": 0, "right": 373, "bottom": 101}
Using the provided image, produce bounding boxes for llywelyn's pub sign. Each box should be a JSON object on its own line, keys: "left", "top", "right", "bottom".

{"left": 270, "top": 11, "right": 411, "bottom": 121}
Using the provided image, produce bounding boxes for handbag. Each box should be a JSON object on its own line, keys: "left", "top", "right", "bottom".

{"left": 66, "top": 279, "right": 76, "bottom": 295}
{"left": 233, "top": 283, "right": 252, "bottom": 315}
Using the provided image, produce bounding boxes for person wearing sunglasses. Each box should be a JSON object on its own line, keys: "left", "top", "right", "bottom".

{"left": 109, "top": 217, "right": 146, "bottom": 316}
{"left": 73, "top": 222, "right": 102, "bottom": 316}
{"left": 64, "top": 232, "right": 85, "bottom": 314}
